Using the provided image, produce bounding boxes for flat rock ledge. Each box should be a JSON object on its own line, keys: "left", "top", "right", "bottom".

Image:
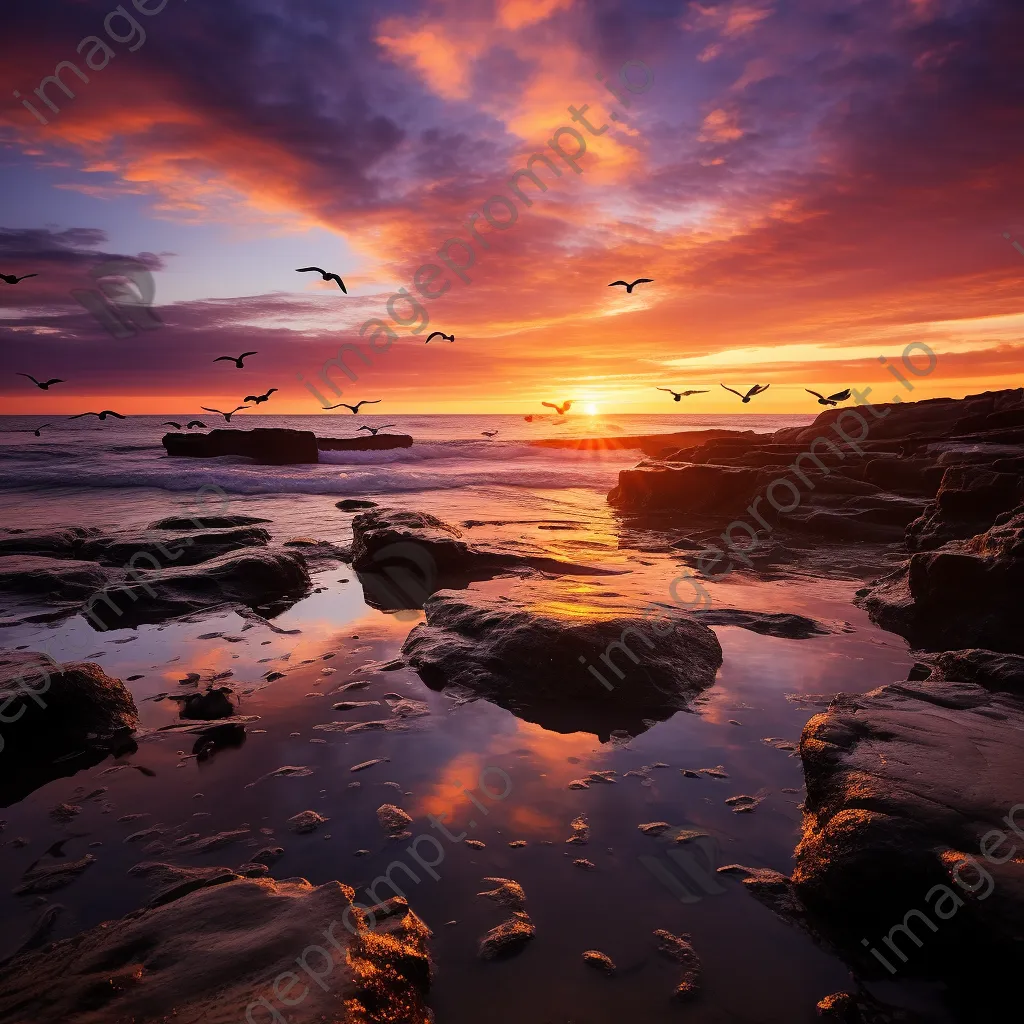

{"left": 401, "top": 578, "right": 722, "bottom": 737}
{"left": 0, "top": 876, "right": 432, "bottom": 1024}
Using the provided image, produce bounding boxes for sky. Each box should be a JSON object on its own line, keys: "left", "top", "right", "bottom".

{"left": 0, "top": 0, "right": 1022, "bottom": 415}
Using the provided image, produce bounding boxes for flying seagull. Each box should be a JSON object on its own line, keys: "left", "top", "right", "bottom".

{"left": 542, "top": 400, "right": 573, "bottom": 416}
{"left": 358, "top": 424, "right": 396, "bottom": 436}
{"left": 296, "top": 267, "right": 347, "bottom": 293}
{"left": 10, "top": 424, "right": 51, "bottom": 437}
{"left": 244, "top": 388, "right": 278, "bottom": 405}
{"left": 1, "top": 273, "right": 38, "bottom": 285}
{"left": 720, "top": 384, "right": 770, "bottom": 404}
{"left": 324, "top": 400, "right": 381, "bottom": 414}
{"left": 481, "top": 430, "right": 499, "bottom": 438}
{"left": 163, "top": 421, "right": 183, "bottom": 429}
{"left": 69, "top": 410, "right": 126, "bottom": 421}
{"left": 201, "top": 405, "right": 251, "bottom": 422}
{"left": 657, "top": 387, "right": 709, "bottom": 402}
{"left": 186, "top": 420, "right": 207, "bottom": 429}
{"left": 425, "top": 332, "right": 455, "bottom": 344}
{"left": 17, "top": 373, "right": 64, "bottom": 390}
{"left": 609, "top": 278, "right": 653, "bottom": 293}
{"left": 214, "top": 352, "right": 257, "bottom": 368}
{"left": 806, "top": 388, "right": 852, "bottom": 407}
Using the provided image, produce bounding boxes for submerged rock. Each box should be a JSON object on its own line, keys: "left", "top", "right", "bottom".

{"left": 0, "top": 650, "right": 138, "bottom": 806}
{"left": 377, "top": 804, "right": 413, "bottom": 839}
{"left": 582, "top": 949, "right": 616, "bottom": 974}
{"left": 478, "top": 911, "right": 536, "bottom": 960}
{"left": 0, "top": 875, "right": 433, "bottom": 1023}
{"left": 163, "top": 428, "right": 320, "bottom": 464}
{"left": 177, "top": 686, "right": 237, "bottom": 721}
{"left": 689, "top": 608, "right": 835, "bottom": 639}
{"left": 287, "top": 810, "right": 328, "bottom": 834}
{"left": 653, "top": 929, "right": 702, "bottom": 1000}
{"left": 401, "top": 578, "right": 722, "bottom": 737}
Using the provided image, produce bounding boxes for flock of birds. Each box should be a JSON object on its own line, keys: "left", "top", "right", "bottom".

{"left": 4, "top": 269, "right": 855, "bottom": 442}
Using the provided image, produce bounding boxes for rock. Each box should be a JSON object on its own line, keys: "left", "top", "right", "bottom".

{"left": 351, "top": 507, "right": 617, "bottom": 611}
{"left": 638, "top": 822, "right": 673, "bottom": 836}
{"left": 163, "top": 428, "right": 320, "bottom": 464}
{"left": 653, "top": 929, "right": 701, "bottom": 1000}
{"left": 914, "top": 648, "right": 1024, "bottom": 693}
{"left": 582, "top": 949, "right": 616, "bottom": 974}
{"left": 609, "top": 462, "right": 762, "bottom": 513}
{"left": 79, "top": 526, "right": 272, "bottom": 568}
{"left": 0, "top": 650, "right": 138, "bottom": 806}
{"left": 725, "top": 792, "right": 767, "bottom": 813}
{"left": 319, "top": 434, "right": 413, "bottom": 451}
{"left": 478, "top": 911, "right": 535, "bottom": 960}
{"left": 0, "top": 555, "right": 112, "bottom": 604}
{"left": 81, "top": 548, "right": 311, "bottom": 631}
{"left": 287, "top": 811, "right": 328, "bottom": 834}
{"left": 178, "top": 687, "right": 237, "bottom": 720}
{"left": 401, "top": 578, "right": 722, "bottom": 737}
{"left": 573, "top": 858, "right": 596, "bottom": 870}
{"left": 377, "top": 804, "right": 413, "bottom": 838}
{"left": 0, "top": 875, "right": 433, "bottom": 1024}
{"left": 858, "top": 506, "right": 1024, "bottom": 653}
{"left": 148, "top": 515, "right": 272, "bottom": 530}
{"left": 350, "top": 758, "right": 390, "bottom": 772}
{"left": 14, "top": 854, "right": 96, "bottom": 895}
{"left": 689, "top": 609, "right": 834, "bottom": 639}
{"left": 477, "top": 877, "right": 527, "bottom": 910}
{"left": 794, "top": 678, "right": 1024, "bottom": 985}
{"left": 465, "top": 839, "right": 486, "bottom": 850}
{"left": 0, "top": 527, "right": 101, "bottom": 558}
{"left": 336, "top": 499, "right": 378, "bottom": 511}
{"left": 567, "top": 815, "right": 590, "bottom": 845}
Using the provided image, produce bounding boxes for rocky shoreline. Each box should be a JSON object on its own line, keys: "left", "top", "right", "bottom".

{"left": 1, "top": 388, "right": 1021, "bottom": 1021}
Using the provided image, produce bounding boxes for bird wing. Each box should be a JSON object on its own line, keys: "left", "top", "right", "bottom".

{"left": 541, "top": 402, "right": 559, "bottom": 410}
{"left": 720, "top": 385, "right": 744, "bottom": 398}
{"left": 805, "top": 390, "right": 825, "bottom": 401}
{"left": 296, "top": 267, "right": 326, "bottom": 274}
{"left": 213, "top": 356, "right": 234, "bottom": 363}
{"left": 683, "top": 390, "right": 709, "bottom": 395}
{"left": 562, "top": 401, "right": 572, "bottom": 412}
{"left": 425, "top": 332, "right": 442, "bottom": 343}
{"left": 68, "top": 412, "right": 96, "bottom": 419}
{"left": 103, "top": 411, "right": 127, "bottom": 419}
{"left": 630, "top": 279, "right": 654, "bottom": 286}
{"left": 200, "top": 407, "right": 224, "bottom": 415}
{"left": 608, "top": 281, "right": 629, "bottom": 288}
{"left": 357, "top": 425, "right": 371, "bottom": 432}
{"left": 328, "top": 275, "right": 347, "bottom": 293}
{"left": 267, "top": 388, "right": 278, "bottom": 395}
{"left": 322, "top": 404, "right": 350, "bottom": 411}
{"left": 754, "top": 384, "right": 770, "bottom": 394}
{"left": 828, "top": 389, "right": 852, "bottom": 402}
{"left": 243, "top": 395, "right": 259, "bottom": 403}
{"left": 45, "top": 379, "right": 64, "bottom": 386}
{"left": 380, "top": 425, "right": 396, "bottom": 429}
{"left": 656, "top": 388, "right": 677, "bottom": 394}
{"left": 232, "top": 406, "right": 250, "bottom": 414}
{"left": 17, "top": 373, "right": 39, "bottom": 384}
{"left": 240, "top": 351, "right": 258, "bottom": 359}
{"left": 356, "top": 400, "right": 381, "bottom": 408}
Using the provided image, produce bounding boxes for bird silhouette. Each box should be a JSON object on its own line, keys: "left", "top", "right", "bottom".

{"left": 244, "top": 388, "right": 278, "bottom": 405}
{"left": 806, "top": 388, "right": 852, "bottom": 407}
{"left": 69, "top": 410, "right": 126, "bottom": 421}
{"left": 358, "top": 424, "right": 396, "bottom": 436}
{"left": 9, "top": 424, "right": 51, "bottom": 437}
{"left": 1, "top": 273, "right": 38, "bottom": 285}
{"left": 425, "top": 332, "right": 455, "bottom": 344}
{"left": 657, "top": 387, "right": 709, "bottom": 402}
{"left": 214, "top": 352, "right": 257, "bottom": 368}
{"left": 296, "top": 267, "right": 347, "bottom": 293}
{"left": 720, "top": 384, "right": 770, "bottom": 404}
{"left": 323, "top": 400, "right": 381, "bottom": 414}
{"left": 201, "top": 406, "right": 250, "bottom": 422}
{"left": 542, "top": 400, "right": 573, "bottom": 416}
{"left": 481, "top": 430, "right": 499, "bottom": 438}
{"left": 163, "top": 421, "right": 183, "bottom": 429}
{"left": 186, "top": 420, "right": 206, "bottom": 429}
{"left": 17, "top": 373, "right": 64, "bottom": 390}
{"left": 608, "top": 278, "right": 653, "bottom": 293}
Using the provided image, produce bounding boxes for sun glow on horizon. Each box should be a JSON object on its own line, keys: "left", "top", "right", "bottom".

{"left": 584, "top": 402, "right": 599, "bottom": 415}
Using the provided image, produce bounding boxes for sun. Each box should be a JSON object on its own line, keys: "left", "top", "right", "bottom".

{"left": 585, "top": 402, "right": 599, "bottom": 416}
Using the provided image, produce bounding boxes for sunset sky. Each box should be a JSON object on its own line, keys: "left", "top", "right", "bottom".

{"left": 1, "top": 0, "right": 1022, "bottom": 415}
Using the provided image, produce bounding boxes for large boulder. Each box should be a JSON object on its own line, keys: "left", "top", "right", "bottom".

{"left": 163, "top": 428, "right": 320, "bottom": 464}
{"left": 608, "top": 463, "right": 762, "bottom": 513}
{"left": 859, "top": 506, "right": 1024, "bottom": 653}
{"left": 79, "top": 525, "right": 272, "bottom": 567}
{"left": 0, "top": 527, "right": 101, "bottom": 558}
{"left": 401, "top": 578, "right": 723, "bottom": 737}
{"left": 0, "top": 876, "right": 433, "bottom": 1024}
{"left": 0, "top": 555, "right": 112, "bottom": 603}
{"left": 0, "top": 650, "right": 138, "bottom": 806}
{"left": 794, "top": 679, "right": 1024, "bottom": 987}
{"left": 81, "top": 548, "right": 311, "bottom": 630}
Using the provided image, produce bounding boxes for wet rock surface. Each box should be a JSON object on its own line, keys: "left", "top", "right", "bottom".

{"left": 163, "top": 427, "right": 320, "bottom": 464}
{"left": 0, "top": 650, "right": 138, "bottom": 806}
{"left": 401, "top": 578, "right": 723, "bottom": 737}
{"left": 0, "top": 875, "right": 433, "bottom": 1024}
